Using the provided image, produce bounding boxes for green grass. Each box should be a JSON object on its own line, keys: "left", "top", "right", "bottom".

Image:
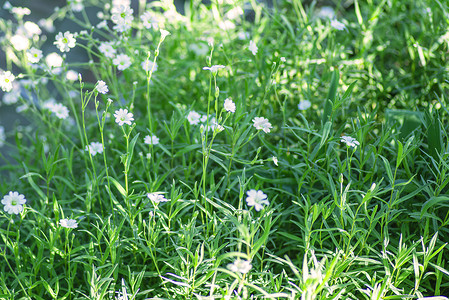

{"left": 1, "top": 0, "right": 449, "bottom": 299}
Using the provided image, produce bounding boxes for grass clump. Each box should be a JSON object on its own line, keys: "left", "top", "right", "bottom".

{"left": 0, "top": 0, "right": 449, "bottom": 299}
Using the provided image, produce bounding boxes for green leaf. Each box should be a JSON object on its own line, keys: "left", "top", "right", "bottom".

{"left": 420, "top": 196, "right": 449, "bottom": 219}
{"left": 322, "top": 69, "right": 339, "bottom": 125}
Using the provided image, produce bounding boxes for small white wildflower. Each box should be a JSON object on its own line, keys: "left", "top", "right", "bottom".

{"left": 249, "top": 40, "right": 258, "bottom": 55}
{"left": 51, "top": 103, "right": 70, "bottom": 119}
{"left": 97, "top": 20, "right": 108, "bottom": 29}
{"left": 272, "top": 156, "right": 278, "bottom": 166}
{"left": 252, "top": 117, "right": 272, "bottom": 133}
{"left": 208, "top": 117, "right": 224, "bottom": 132}
{"left": 107, "top": 98, "right": 113, "bottom": 105}
{"left": 54, "top": 31, "right": 76, "bottom": 52}
{"left": 187, "top": 111, "right": 201, "bottom": 125}
{"left": 3, "top": 87, "right": 20, "bottom": 104}
{"left": 0, "top": 71, "right": 15, "bottom": 92}
{"left": 61, "top": 71, "right": 76, "bottom": 82}
{"left": 317, "top": 6, "right": 335, "bottom": 19}
{"left": 147, "top": 192, "right": 169, "bottom": 203}
{"left": 1, "top": 191, "right": 27, "bottom": 215}
{"left": 160, "top": 29, "right": 171, "bottom": 40}
{"left": 98, "top": 42, "right": 116, "bottom": 58}
{"left": 113, "top": 54, "right": 132, "bottom": 71}
{"left": 341, "top": 136, "right": 360, "bottom": 148}
{"left": 280, "top": 57, "right": 286, "bottom": 62}
{"left": 26, "top": 48, "right": 42, "bottom": 64}
{"left": 95, "top": 80, "right": 109, "bottom": 94}
{"left": 140, "top": 11, "right": 160, "bottom": 29}
{"left": 141, "top": 60, "right": 158, "bottom": 72}
{"left": 246, "top": 189, "right": 269, "bottom": 211}
{"left": 298, "top": 100, "right": 311, "bottom": 110}
{"left": 227, "top": 259, "right": 252, "bottom": 274}
{"left": 85, "top": 141, "right": 103, "bottom": 156}
{"left": 330, "top": 19, "right": 346, "bottom": 31}
{"left": 202, "top": 65, "right": 225, "bottom": 73}
{"left": 10, "top": 34, "right": 30, "bottom": 51}
{"left": 218, "top": 20, "right": 236, "bottom": 31}
{"left": 114, "top": 108, "right": 134, "bottom": 126}
{"left": 3, "top": 2, "right": 11, "bottom": 10}
{"left": 144, "top": 135, "right": 159, "bottom": 145}
{"left": 237, "top": 31, "right": 250, "bottom": 40}
{"left": 38, "top": 18, "right": 55, "bottom": 32}
{"left": 69, "top": 0, "right": 83, "bottom": 12}
{"left": 224, "top": 98, "right": 236, "bottom": 113}
{"left": 59, "top": 218, "right": 78, "bottom": 229}
{"left": 11, "top": 7, "right": 31, "bottom": 17}
{"left": 45, "top": 52, "right": 63, "bottom": 74}
{"left": 20, "top": 21, "right": 41, "bottom": 37}
{"left": 225, "top": 6, "right": 244, "bottom": 20}
{"left": 111, "top": 5, "right": 134, "bottom": 32}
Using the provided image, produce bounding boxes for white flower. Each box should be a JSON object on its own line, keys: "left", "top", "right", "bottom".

{"left": 69, "top": 0, "right": 83, "bottom": 12}
{"left": 10, "top": 34, "right": 30, "bottom": 51}
{"left": 3, "top": 88, "right": 20, "bottom": 104}
{"left": 224, "top": 98, "right": 235, "bottom": 113}
{"left": 23, "top": 21, "right": 42, "bottom": 38}
{"left": 200, "top": 115, "right": 207, "bottom": 123}
{"left": 1, "top": 191, "right": 27, "bottom": 215}
{"left": 111, "top": 5, "right": 134, "bottom": 32}
{"left": 225, "top": 6, "right": 244, "bottom": 20}
{"left": 341, "top": 136, "right": 360, "bottom": 148}
{"left": 51, "top": 103, "right": 70, "bottom": 119}
{"left": 98, "top": 42, "right": 116, "bottom": 58}
{"left": 38, "top": 18, "right": 55, "bottom": 32}
{"left": 208, "top": 117, "right": 224, "bottom": 132}
{"left": 3, "top": 2, "right": 11, "bottom": 10}
{"left": 97, "top": 20, "right": 108, "bottom": 29}
{"left": 141, "top": 11, "right": 160, "bottom": 29}
{"left": 187, "top": 111, "right": 201, "bottom": 125}
{"left": 45, "top": 52, "right": 63, "bottom": 74}
{"left": 114, "top": 108, "right": 134, "bottom": 126}
{"left": 0, "top": 71, "right": 15, "bottom": 92}
{"left": 272, "top": 156, "right": 278, "bottom": 166}
{"left": 147, "top": 192, "right": 169, "bottom": 203}
{"left": 252, "top": 117, "right": 272, "bottom": 133}
{"left": 249, "top": 40, "right": 258, "bottom": 55}
{"left": 11, "top": 7, "right": 31, "bottom": 16}
{"left": 96, "top": 80, "right": 108, "bottom": 94}
{"left": 54, "top": 31, "right": 76, "bottom": 52}
{"left": 280, "top": 57, "right": 286, "bottom": 62}
{"left": 144, "top": 135, "right": 159, "bottom": 145}
{"left": 246, "top": 189, "right": 269, "bottom": 211}
{"left": 330, "top": 19, "right": 346, "bottom": 31}
{"left": 317, "top": 6, "right": 335, "bottom": 19}
{"left": 113, "top": 54, "right": 132, "bottom": 71}
{"left": 66, "top": 70, "right": 78, "bottom": 81}
{"left": 202, "top": 65, "right": 225, "bottom": 73}
{"left": 59, "top": 218, "right": 78, "bottom": 229}
{"left": 218, "top": 20, "right": 235, "bottom": 31}
{"left": 298, "top": 100, "right": 311, "bottom": 110}
{"left": 0, "top": 126, "right": 5, "bottom": 148}
{"left": 85, "top": 141, "right": 103, "bottom": 156}
{"left": 227, "top": 259, "right": 252, "bottom": 274}
{"left": 141, "top": 60, "right": 158, "bottom": 72}
{"left": 237, "top": 31, "right": 250, "bottom": 40}
{"left": 112, "top": 0, "right": 131, "bottom": 8}
{"left": 160, "top": 29, "right": 171, "bottom": 39}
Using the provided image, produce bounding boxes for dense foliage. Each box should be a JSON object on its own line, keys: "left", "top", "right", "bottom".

{"left": 0, "top": 0, "right": 449, "bottom": 299}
